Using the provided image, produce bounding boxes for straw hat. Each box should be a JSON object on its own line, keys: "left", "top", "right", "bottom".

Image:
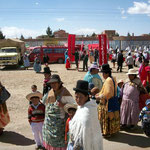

{"left": 26, "top": 91, "right": 43, "bottom": 101}
{"left": 126, "top": 69, "right": 138, "bottom": 75}
{"left": 64, "top": 103, "right": 78, "bottom": 113}
{"left": 118, "top": 79, "right": 124, "bottom": 84}
{"left": 47, "top": 74, "right": 63, "bottom": 84}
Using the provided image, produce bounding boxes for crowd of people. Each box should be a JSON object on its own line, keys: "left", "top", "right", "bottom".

{"left": 1, "top": 47, "right": 150, "bottom": 150}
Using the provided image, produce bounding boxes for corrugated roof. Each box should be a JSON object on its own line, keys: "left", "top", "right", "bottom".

{"left": 8, "top": 38, "right": 24, "bottom": 43}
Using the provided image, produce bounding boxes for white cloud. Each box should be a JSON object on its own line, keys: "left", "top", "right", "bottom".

{"left": 35, "top": 2, "right": 39, "bottom": 5}
{"left": 56, "top": 18, "right": 65, "bottom": 22}
{"left": 118, "top": 7, "right": 125, "bottom": 14}
{"left": 1, "top": 26, "right": 43, "bottom": 38}
{"left": 74, "top": 28, "right": 96, "bottom": 35}
{"left": 127, "top": 1, "right": 150, "bottom": 16}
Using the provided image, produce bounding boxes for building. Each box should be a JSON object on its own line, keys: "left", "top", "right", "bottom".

{"left": 53, "top": 29, "right": 69, "bottom": 38}
{"left": 102, "top": 30, "right": 116, "bottom": 40}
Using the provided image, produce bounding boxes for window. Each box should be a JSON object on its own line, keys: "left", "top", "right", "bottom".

{"left": 43, "top": 48, "right": 53, "bottom": 54}
{"left": 32, "top": 48, "right": 40, "bottom": 53}
{"left": 54, "top": 48, "right": 67, "bottom": 53}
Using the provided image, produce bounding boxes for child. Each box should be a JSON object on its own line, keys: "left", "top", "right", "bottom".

{"left": 65, "top": 57, "right": 71, "bottom": 70}
{"left": 117, "top": 79, "right": 124, "bottom": 105}
{"left": 90, "top": 87, "right": 100, "bottom": 104}
{"left": 64, "top": 103, "right": 77, "bottom": 145}
{"left": 30, "top": 85, "right": 38, "bottom": 105}
{"left": 139, "top": 99, "right": 150, "bottom": 137}
{"left": 31, "top": 85, "right": 37, "bottom": 93}
{"left": 26, "top": 91, "right": 45, "bottom": 150}
{"left": 43, "top": 66, "right": 51, "bottom": 95}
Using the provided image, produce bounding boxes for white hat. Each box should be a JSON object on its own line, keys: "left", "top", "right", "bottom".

{"left": 118, "top": 79, "right": 124, "bottom": 84}
{"left": 126, "top": 69, "right": 138, "bottom": 75}
{"left": 26, "top": 91, "right": 43, "bottom": 101}
{"left": 64, "top": 103, "right": 78, "bottom": 113}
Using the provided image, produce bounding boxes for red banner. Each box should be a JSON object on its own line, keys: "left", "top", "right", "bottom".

{"left": 68, "top": 34, "right": 76, "bottom": 62}
{"left": 98, "top": 34, "right": 107, "bottom": 65}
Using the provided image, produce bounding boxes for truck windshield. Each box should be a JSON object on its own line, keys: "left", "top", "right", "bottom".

{"left": 0, "top": 48, "right": 17, "bottom": 53}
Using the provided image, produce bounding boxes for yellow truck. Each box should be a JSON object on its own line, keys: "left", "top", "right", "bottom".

{"left": 0, "top": 39, "right": 25, "bottom": 66}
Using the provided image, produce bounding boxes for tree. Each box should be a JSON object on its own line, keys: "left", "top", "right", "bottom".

{"left": 46, "top": 26, "right": 53, "bottom": 38}
{"left": 115, "top": 32, "right": 119, "bottom": 36}
{"left": 127, "top": 32, "right": 131, "bottom": 36}
{"left": 0, "top": 30, "right": 5, "bottom": 39}
{"left": 20, "top": 34, "right": 24, "bottom": 40}
{"left": 91, "top": 32, "right": 96, "bottom": 37}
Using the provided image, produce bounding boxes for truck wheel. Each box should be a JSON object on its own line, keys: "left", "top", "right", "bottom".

{"left": 58, "top": 58, "right": 64, "bottom": 64}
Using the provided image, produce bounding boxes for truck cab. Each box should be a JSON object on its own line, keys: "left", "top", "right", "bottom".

{"left": 0, "top": 47, "right": 21, "bottom": 66}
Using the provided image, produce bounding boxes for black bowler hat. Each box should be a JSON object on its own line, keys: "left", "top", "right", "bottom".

{"left": 73, "top": 80, "right": 89, "bottom": 95}
{"left": 43, "top": 67, "right": 51, "bottom": 74}
{"left": 47, "top": 74, "right": 63, "bottom": 84}
{"left": 101, "top": 64, "right": 112, "bottom": 73}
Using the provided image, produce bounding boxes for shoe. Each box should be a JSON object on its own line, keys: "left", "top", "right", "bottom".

{"left": 103, "top": 134, "right": 111, "bottom": 138}
{"left": 120, "top": 124, "right": 127, "bottom": 130}
{"left": 35, "top": 145, "right": 42, "bottom": 150}
{"left": 0, "top": 128, "right": 4, "bottom": 136}
{"left": 129, "top": 125, "right": 136, "bottom": 130}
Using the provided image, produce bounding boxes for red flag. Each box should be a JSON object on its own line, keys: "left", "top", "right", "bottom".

{"left": 98, "top": 34, "right": 107, "bottom": 65}
{"left": 68, "top": 34, "right": 76, "bottom": 62}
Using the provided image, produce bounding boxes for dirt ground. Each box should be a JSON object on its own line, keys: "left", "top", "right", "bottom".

{"left": 0, "top": 61, "right": 150, "bottom": 150}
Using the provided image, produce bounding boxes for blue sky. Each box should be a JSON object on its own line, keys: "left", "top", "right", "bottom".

{"left": 0, "top": 0, "right": 150, "bottom": 38}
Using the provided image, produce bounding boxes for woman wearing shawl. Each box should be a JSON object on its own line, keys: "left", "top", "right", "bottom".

{"left": 120, "top": 69, "right": 146, "bottom": 129}
{"left": 67, "top": 80, "right": 103, "bottom": 150}
{"left": 96, "top": 64, "right": 120, "bottom": 137}
{"left": 42, "top": 74, "right": 75, "bottom": 150}
{"left": 33, "top": 54, "right": 41, "bottom": 73}
{"left": 0, "top": 82, "right": 10, "bottom": 135}
{"left": 84, "top": 63, "right": 103, "bottom": 90}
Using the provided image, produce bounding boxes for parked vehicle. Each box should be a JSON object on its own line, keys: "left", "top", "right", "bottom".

{"left": 0, "top": 47, "right": 22, "bottom": 66}
{"left": 0, "top": 39, "right": 25, "bottom": 67}
{"left": 29, "top": 46, "right": 67, "bottom": 64}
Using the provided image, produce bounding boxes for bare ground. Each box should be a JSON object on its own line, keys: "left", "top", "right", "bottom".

{"left": 0, "top": 62, "right": 150, "bottom": 150}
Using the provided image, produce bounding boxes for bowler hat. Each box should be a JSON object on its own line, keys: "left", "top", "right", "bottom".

{"left": 101, "top": 64, "right": 112, "bottom": 73}
{"left": 43, "top": 67, "right": 51, "bottom": 74}
{"left": 73, "top": 80, "right": 89, "bottom": 94}
{"left": 47, "top": 74, "right": 63, "bottom": 84}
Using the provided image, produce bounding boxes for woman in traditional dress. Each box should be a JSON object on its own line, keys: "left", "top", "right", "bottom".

{"left": 67, "top": 80, "right": 103, "bottom": 150}
{"left": 96, "top": 64, "right": 120, "bottom": 137}
{"left": 84, "top": 63, "right": 103, "bottom": 91}
{"left": 42, "top": 74, "right": 75, "bottom": 150}
{"left": 23, "top": 53, "right": 30, "bottom": 70}
{"left": 0, "top": 82, "right": 10, "bottom": 135}
{"left": 33, "top": 54, "right": 41, "bottom": 73}
{"left": 120, "top": 69, "right": 146, "bottom": 129}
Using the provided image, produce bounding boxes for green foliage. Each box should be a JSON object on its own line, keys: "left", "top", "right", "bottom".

{"left": 91, "top": 32, "right": 96, "bottom": 37}
{"left": 115, "top": 32, "right": 119, "bottom": 36}
{"left": 20, "top": 34, "right": 25, "bottom": 40}
{"left": 0, "top": 30, "right": 5, "bottom": 39}
{"left": 46, "top": 26, "right": 53, "bottom": 38}
{"left": 127, "top": 32, "right": 131, "bottom": 36}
